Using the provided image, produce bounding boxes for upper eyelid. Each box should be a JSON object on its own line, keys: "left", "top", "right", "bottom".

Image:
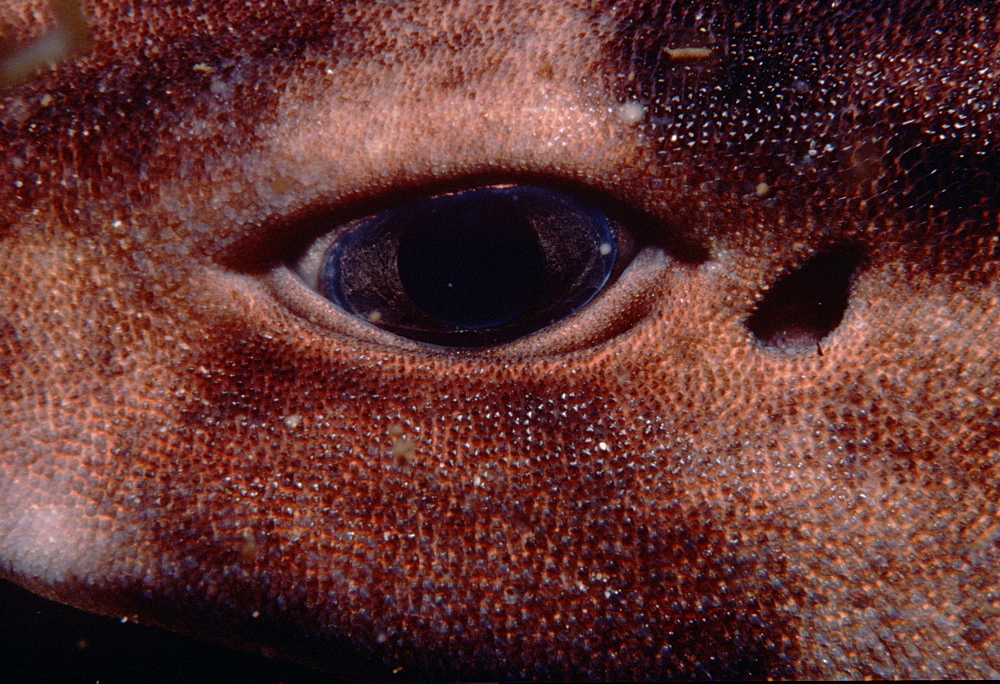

{"left": 215, "top": 169, "right": 660, "bottom": 273}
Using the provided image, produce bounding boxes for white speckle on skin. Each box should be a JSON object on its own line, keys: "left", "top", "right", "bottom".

{"left": 617, "top": 100, "right": 646, "bottom": 125}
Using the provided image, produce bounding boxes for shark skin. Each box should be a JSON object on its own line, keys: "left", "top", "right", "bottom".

{"left": 1, "top": 0, "right": 999, "bottom": 679}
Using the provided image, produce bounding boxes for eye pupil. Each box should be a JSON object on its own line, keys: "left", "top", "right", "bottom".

{"left": 397, "top": 199, "right": 545, "bottom": 328}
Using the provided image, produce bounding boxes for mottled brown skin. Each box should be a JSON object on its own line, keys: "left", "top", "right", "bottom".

{"left": 1, "top": 0, "right": 999, "bottom": 679}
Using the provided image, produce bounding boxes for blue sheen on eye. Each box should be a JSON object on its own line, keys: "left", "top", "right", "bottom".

{"left": 318, "top": 185, "right": 617, "bottom": 347}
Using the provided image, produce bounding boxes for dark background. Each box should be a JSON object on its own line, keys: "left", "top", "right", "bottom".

{"left": 0, "top": 578, "right": 335, "bottom": 682}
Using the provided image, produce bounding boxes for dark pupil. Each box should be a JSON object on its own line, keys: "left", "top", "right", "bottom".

{"left": 396, "top": 200, "right": 545, "bottom": 328}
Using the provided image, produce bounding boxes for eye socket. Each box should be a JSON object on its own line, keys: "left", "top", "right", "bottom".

{"left": 290, "top": 185, "right": 634, "bottom": 347}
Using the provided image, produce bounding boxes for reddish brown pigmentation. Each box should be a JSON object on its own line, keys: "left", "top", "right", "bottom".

{"left": 1, "top": 0, "right": 999, "bottom": 679}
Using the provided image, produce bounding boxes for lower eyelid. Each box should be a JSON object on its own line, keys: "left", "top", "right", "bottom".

{"left": 267, "top": 243, "right": 670, "bottom": 358}
{"left": 473, "top": 245, "right": 670, "bottom": 357}
{"left": 265, "top": 265, "right": 434, "bottom": 352}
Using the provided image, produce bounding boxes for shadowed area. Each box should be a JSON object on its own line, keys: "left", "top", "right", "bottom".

{"left": 746, "top": 247, "right": 862, "bottom": 353}
{"left": 0, "top": 577, "right": 341, "bottom": 682}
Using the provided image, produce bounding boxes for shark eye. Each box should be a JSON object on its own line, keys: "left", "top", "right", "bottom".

{"left": 291, "top": 185, "right": 628, "bottom": 347}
